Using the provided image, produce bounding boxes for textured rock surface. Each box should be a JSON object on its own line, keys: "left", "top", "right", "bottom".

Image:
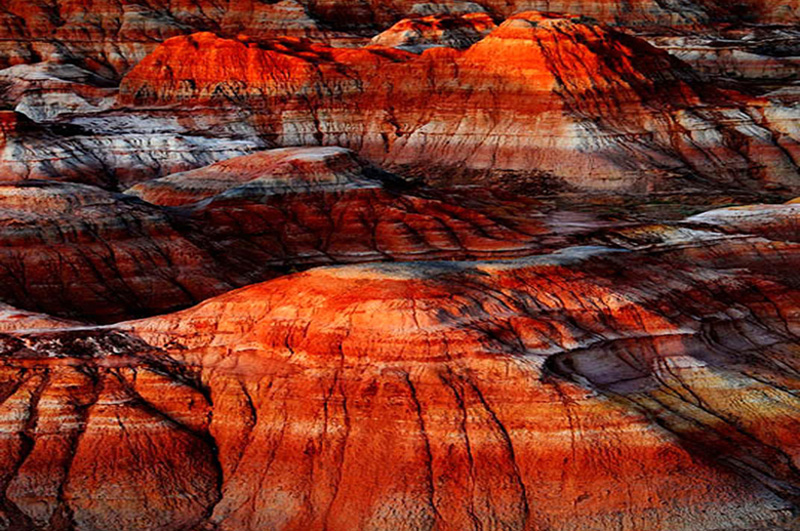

{"left": 126, "top": 146, "right": 384, "bottom": 206}
{"left": 370, "top": 13, "right": 496, "bottom": 51}
{"left": 2, "top": 0, "right": 796, "bottom": 78}
{"left": 0, "top": 110, "right": 266, "bottom": 189}
{"left": 0, "top": 153, "right": 561, "bottom": 322}
{"left": 0, "top": 201, "right": 795, "bottom": 529}
{"left": 0, "top": 0, "right": 353, "bottom": 78}
{"left": 120, "top": 14, "right": 800, "bottom": 192}
{"left": 648, "top": 28, "right": 800, "bottom": 83}
{"left": 0, "top": 1, "right": 799, "bottom": 529}
{"left": 0, "top": 180, "right": 233, "bottom": 322}
{"left": 0, "top": 61, "right": 116, "bottom": 122}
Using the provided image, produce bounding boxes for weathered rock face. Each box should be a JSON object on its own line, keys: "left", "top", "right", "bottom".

{"left": 0, "top": 0, "right": 353, "bottom": 78}
{"left": 1, "top": 2, "right": 798, "bottom": 529}
{"left": 0, "top": 304, "right": 78, "bottom": 332}
{"left": 0, "top": 61, "right": 117, "bottom": 122}
{"left": 126, "top": 146, "right": 384, "bottom": 206}
{"left": 1, "top": 0, "right": 795, "bottom": 77}
{"left": 0, "top": 151, "right": 563, "bottom": 322}
{"left": 0, "top": 109, "right": 266, "bottom": 189}
{"left": 0, "top": 200, "right": 796, "bottom": 529}
{"left": 120, "top": 14, "right": 800, "bottom": 192}
{"left": 128, "top": 147, "right": 547, "bottom": 286}
{"left": 278, "top": 0, "right": 800, "bottom": 30}
{"left": 0, "top": 180, "right": 234, "bottom": 323}
{"left": 647, "top": 28, "right": 800, "bottom": 83}
{"left": 370, "top": 13, "right": 496, "bottom": 51}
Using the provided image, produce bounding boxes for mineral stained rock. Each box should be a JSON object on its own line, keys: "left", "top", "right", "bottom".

{"left": 0, "top": 180, "right": 233, "bottom": 322}
{"left": 0, "top": 109, "right": 267, "bottom": 189}
{"left": 0, "top": 201, "right": 795, "bottom": 529}
{"left": 120, "top": 13, "right": 800, "bottom": 191}
{"left": 0, "top": 0, "right": 353, "bottom": 78}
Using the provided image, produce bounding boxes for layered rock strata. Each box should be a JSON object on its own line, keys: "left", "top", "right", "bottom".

{"left": 0, "top": 151, "right": 548, "bottom": 321}
{"left": 0, "top": 200, "right": 795, "bottom": 529}
{"left": 120, "top": 13, "right": 800, "bottom": 192}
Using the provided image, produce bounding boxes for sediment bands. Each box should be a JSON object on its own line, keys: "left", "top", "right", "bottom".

{"left": 118, "top": 13, "right": 800, "bottom": 191}
{"left": 0, "top": 202, "right": 797, "bottom": 529}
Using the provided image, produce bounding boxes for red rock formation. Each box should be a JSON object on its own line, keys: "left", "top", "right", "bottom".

{"left": 649, "top": 30, "right": 800, "bottom": 82}
{"left": 120, "top": 14, "right": 800, "bottom": 192}
{"left": 0, "top": 0, "right": 353, "bottom": 78}
{"left": 132, "top": 148, "right": 547, "bottom": 287}
{"left": 0, "top": 109, "right": 266, "bottom": 189}
{"left": 0, "top": 200, "right": 796, "bottom": 529}
{"left": 126, "top": 146, "right": 382, "bottom": 206}
{"left": 2, "top": 0, "right": 795, "bottom": 76}
{"left": 293, "top": 0, "right": 800, "bottom": 30}
{"left": 0, "top": 304, "right": 78, "bottom": 332}
{"left": 0, "top": 61, "right": 117, "bottom": 122}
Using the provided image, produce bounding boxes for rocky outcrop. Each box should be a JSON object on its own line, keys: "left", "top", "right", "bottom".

{"left": 0, "top": 61, "right": 116, "bottom": 122}
{"left": 0, "top": 303, "right": 78, "bottom": 332}
{"left": 648, "top": 28, "right": 800, "bottom": 82}
{"left": 120, "top": 14, "right": 800, "bottom": 192}
{"left": 0, "top": 200, "right": 795, "bottom": 529}
{"left": 370, "top": 13, "right": 496, "bottom": 51}
{"left": 0, "top": 0, "right": 353, "bottom": 78}
{"left": 2, "top": 0, "right": 796, "bottom": 78}
{"left": 126, "top": 146, "right": 384, "bottom": 206}
{"left": 285, "top": 0, "right": 800, "bottom": 30}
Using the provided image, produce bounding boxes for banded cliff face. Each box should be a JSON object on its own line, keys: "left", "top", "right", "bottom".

{"left": 304, "top": 0, "right": 800, "bottom": 28}
{"left": 0, "top": 180, "right": 234, "bottom": 323}
{"left": 119, "top": 13, "right": 800, "bottom": 192}
{"left": 0, "top": 106, "right": 267, "bottom": 190}
{"left": 0, "top": 201, "right": 795, "bottom": 529}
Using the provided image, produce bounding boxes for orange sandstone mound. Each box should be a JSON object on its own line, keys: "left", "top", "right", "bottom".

{"left": 120, "top": 13, "right": 800, "bottom": 192}
{"left": 0, "top": 202, "right": 795, "bottom": 529}
{"left": 0, "top": 0, "right": 351, "bottom": 77}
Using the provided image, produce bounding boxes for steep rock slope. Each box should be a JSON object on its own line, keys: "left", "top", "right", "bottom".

{"left": 0, "top": 200, "right": 796, "bottom": 529}
{"left": 120, "top": 13, "right": 800, "bottom": 192}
